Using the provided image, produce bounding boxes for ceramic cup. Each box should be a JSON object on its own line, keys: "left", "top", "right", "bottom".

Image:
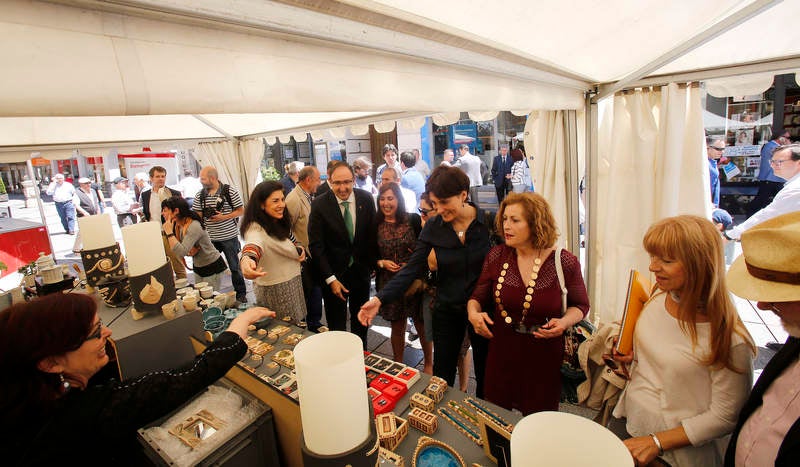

{"left": 200, "top": 286, "right": 214, "bottom": 299}
{"left": 162, "top": 299, "right": 178, "bottom": 320}
{"left": 182, "top": 295, "right": 198, "bottom": 312}
{"left": 174, "top": 278, "right": 189, "bottom": 289}
{"left": 213, "top": 295, "right": 228, "bottom": 309}
{"left": 225, "top": 291, "right": 237, "bottom": 308}
{"left": 194, "top": 281, "right": 209, "bottom": 290}
{"left": 176, "top": 287, "right": 192, "bottom": 297}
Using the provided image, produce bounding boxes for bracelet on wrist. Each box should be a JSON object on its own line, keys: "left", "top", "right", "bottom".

{"left": 649, "top": 433, "right": 664, "bottom": 456}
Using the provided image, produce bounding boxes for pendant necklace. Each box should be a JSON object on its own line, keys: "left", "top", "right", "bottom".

{"left": 495, "top": 250, "right": 543, "bottom": 334}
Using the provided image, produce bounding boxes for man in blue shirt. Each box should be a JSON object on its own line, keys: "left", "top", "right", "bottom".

{"left": 399, "top": 150, "right": 425, "bottom": 206}
{"left": 707, "top": 136, "right": 725, "bottom": 207}
{"left": 748, "top": 128, "right": 791, "bottom": 216}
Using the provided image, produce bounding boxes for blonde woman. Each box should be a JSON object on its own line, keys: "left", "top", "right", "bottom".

{"left": 613, "top": 215, "right": 755, "bottom": 467}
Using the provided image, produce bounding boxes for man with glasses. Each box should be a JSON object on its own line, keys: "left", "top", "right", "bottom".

{"left": 308, "top": 162, "right": 377, "bottom": 347}
{"left": 707, "top": 136, "right": 726, "bottom": 208}
{"left": 724, "top": 144, "right": 800, "bottom": 241}
{"left": 749, "top": 129, "right": 792, "bottom": 216}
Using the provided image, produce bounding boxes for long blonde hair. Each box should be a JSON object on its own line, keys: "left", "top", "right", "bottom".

{"left": 643, "top": 215, "right": 754, "bottom": 371}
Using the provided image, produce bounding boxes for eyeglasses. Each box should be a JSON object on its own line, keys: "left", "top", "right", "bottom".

{"left": 418, "top": 207, "right": 433, "bottom": 215}
{"left": 708, "top": 146, "right": 725, "bottom": 152}
{"left": 85, "top": 318, "right": 104, "bottom": 341}
{"left": 769, "top": 158, "right": 793, "bottom": 167}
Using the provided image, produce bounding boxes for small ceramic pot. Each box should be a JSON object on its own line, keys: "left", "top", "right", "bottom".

{"left": 162, "top": 299, "right": 179, "bottom": 320}
{"left": 225, "top": 291, "right": 237, "bottom": 308}
{"left": 200, "top": 286, "right": 214, "bottom": 299}
{"left": 194, "top": 281, "right": 209, "bottom": 290}
{"left": 174, "top": 278, "right": 189, "bottom": 289}
{"left": 40, "top": 266, "right": 63, "bottom": 285}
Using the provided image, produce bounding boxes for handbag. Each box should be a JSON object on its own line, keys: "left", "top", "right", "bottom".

{"left": 554, "top": 247, "right": 595, "bottom": 403}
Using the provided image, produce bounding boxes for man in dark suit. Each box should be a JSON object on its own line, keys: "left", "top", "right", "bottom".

{"left": 308, "top": 162, "right": 377, "bottom": 347}
{"left": 491, "top": 143, "right": 512, "bottom": 203}
{"left": 140, "top": 165, "right": 186, "bottom": 279}
{"left": 725, "top": 211, "right": 800, "bottom": 466}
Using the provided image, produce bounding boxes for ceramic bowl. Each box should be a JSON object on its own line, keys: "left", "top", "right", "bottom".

{"left": 200, "top": 286, "right": 214, "bottom": 299}
{"left": 204, "top": 316, "right": 226, "bottom": 333}
{"left": 174, "top": 278, "right": 189, "bottom": 289}
{"left": 194, "top": 281, "right": 209, "bottom": 290}
{"left": 202, "top": 306, "right": 222, "bottom": 322}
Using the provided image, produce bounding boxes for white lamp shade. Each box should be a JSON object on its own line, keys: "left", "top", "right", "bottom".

{"left": 78, "top": 213, "right": 115, "bottom": 250}
{"left": 511, "top": 411, "right": 633, "bottom": 466}
{"left": 293, "top": 331, "right": 370, "bottom": 456}
{"left": 121, "top": 221, "right": 166, "bottom": 276}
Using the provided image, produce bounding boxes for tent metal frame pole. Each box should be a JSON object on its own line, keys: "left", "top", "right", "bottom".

{"left": 584, "top": 90, "right": 599, "bottom": 324}
{"left": 26, "top": 158, "right": 55, "bottom": 257}
{"left": 594, "top": 0, "right": 781, "bottom": 102}
{"left": 564, "top": 110, "right": 580, "bottom": 257}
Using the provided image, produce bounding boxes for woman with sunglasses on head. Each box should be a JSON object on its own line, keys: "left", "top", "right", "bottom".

{"left": 374, "top": 182, "right": 431, "bottom": 369}
{"left": 360, "top": 165, "right": 493, "bottom": 395}
{"left": 0, "top": 293, "right": 274, "bottom": 466}
{"left": 612, "top": 215, "right": 755, "bottom": 467}
{"left": 161, "top": 196, "right": 228, "bottom": 290}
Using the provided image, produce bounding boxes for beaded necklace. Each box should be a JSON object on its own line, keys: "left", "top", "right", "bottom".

{"left": 495, "top": 250, "right": 543, "bottom": 334}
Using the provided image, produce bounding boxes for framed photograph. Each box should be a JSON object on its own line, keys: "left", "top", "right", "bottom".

{"left": 478, "top": 412, "right": 512, "bottom": 467}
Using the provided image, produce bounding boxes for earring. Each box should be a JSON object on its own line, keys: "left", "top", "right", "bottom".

{"left": 59, "top": 373, "right": 71, "bottom": 393}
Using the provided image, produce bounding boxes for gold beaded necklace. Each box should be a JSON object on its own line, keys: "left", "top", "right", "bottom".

{"left": 495, "top": 250, "right": 543, "bottom": 334}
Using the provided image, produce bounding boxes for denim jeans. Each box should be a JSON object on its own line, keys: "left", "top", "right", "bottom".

{"left": 55, "top": 200, "right": 77, "bottom": 233}
{"left": 212, "top": 237, "right": 246, "bottom": 298}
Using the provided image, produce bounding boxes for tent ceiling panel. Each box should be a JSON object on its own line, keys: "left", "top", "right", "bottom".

{"left": 0, "top": 115, "right": 224, "bottom": 146}
{"left": 651, "top": 0, "right": 800, "bottom": 76}
{"left": 0, "top": 0, "right": 584, "bottom": 119}
{"left": 365, "top": 0, "right": 753, "bottom": 82}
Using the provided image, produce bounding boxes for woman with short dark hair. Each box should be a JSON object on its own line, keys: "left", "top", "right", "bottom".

{"left": 0, "top": 293, "right": 273, "bottom": 465}
{"left": 360, "top": 165, "right": 492, "bottom": 395}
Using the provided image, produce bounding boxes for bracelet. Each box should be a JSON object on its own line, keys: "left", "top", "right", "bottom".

{"left": 649, "top": 433, "right": 664, "bottom": 456}
{"left": 722, "top": 230, "right": 735, "bottom": 242}
{"left": 166, "top": 233, "right": 175, "bottom": 238}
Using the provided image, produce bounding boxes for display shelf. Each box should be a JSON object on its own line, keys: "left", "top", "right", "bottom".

{"left": 191, "top": 335, "right": 522, "bottom": 467}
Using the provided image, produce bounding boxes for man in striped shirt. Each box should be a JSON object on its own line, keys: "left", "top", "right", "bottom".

{"left": 194, "top": 166, "right": 247, "bottom": 302}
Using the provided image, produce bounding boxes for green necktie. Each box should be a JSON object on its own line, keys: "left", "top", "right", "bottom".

{"left": 342, "top": 201, "right": 354, "bottom": 242}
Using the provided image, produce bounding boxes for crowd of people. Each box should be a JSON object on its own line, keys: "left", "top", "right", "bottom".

{"left": 3, "top": 139, "right": 799, "bottom": 466}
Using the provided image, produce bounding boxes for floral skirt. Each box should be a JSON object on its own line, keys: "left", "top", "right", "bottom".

{"left": 254, "top": 275, "right": 307, "bottom": 324}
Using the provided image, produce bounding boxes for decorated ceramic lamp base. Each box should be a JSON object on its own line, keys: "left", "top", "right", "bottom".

{"left": 80, "top": 243, "right": 125, "bottom": 289}
{"left": 128, "top": 261, "right": 177, "bottom": 315}
{"left": 95, "top": 274, "right": 132, "bottom": 308}
{"left": 300, "top": 411, "right": 379, "bottom": 467}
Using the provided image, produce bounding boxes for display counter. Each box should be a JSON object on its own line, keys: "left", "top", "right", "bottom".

{"left": 191, "top": 320, "right": 522, "bottom": 467}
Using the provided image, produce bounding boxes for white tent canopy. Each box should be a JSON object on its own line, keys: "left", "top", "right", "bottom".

{"left": 3, "top": 0, "right": 800, "bottom": 324}
{"left": 1, "top": 0, "right": 799, "bottom": 149}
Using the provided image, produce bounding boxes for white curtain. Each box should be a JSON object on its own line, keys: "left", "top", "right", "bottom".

{"left": 238, "top": 138, "right": 265, "bottom": 204}
{"left": 197, "top": 139, "right": 245, "bottom": 201}
{"left": 590, "top": 83, "right": 707, "bottom": 324}
{"left": 527, "top": 110, "right": 573, "bottom": 250}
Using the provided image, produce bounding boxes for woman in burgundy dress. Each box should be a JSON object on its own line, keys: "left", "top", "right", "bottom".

{"left": 468, "top": 193, "right": 589, "bottom": 415}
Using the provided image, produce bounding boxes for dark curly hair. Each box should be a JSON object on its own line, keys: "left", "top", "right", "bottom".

{"left": 240, "top": 181, "right": 293, "bottom": 240}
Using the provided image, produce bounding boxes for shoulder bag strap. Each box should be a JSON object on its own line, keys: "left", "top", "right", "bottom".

{"left": 554, "top": 246, "right": 567, "bottom": 317}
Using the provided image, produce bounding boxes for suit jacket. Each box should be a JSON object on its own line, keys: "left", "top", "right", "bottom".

{"left": 725, "top": 337, "right": 800, "bottom": 466}
{"left": 308, "top": 189, "right": 377, "bottom": 283}
{"left": 491, "top": 154, "right": 512, "bottom": 188}
{"left": 141, "top": 187, "right": 182, "bottom": 222}
{"left": 285, "top": 184, "right": 312, "bottom": 248}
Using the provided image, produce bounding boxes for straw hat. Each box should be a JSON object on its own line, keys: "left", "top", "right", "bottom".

{"left": 727, "top": 211, "right": 800, "bottom": 302}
